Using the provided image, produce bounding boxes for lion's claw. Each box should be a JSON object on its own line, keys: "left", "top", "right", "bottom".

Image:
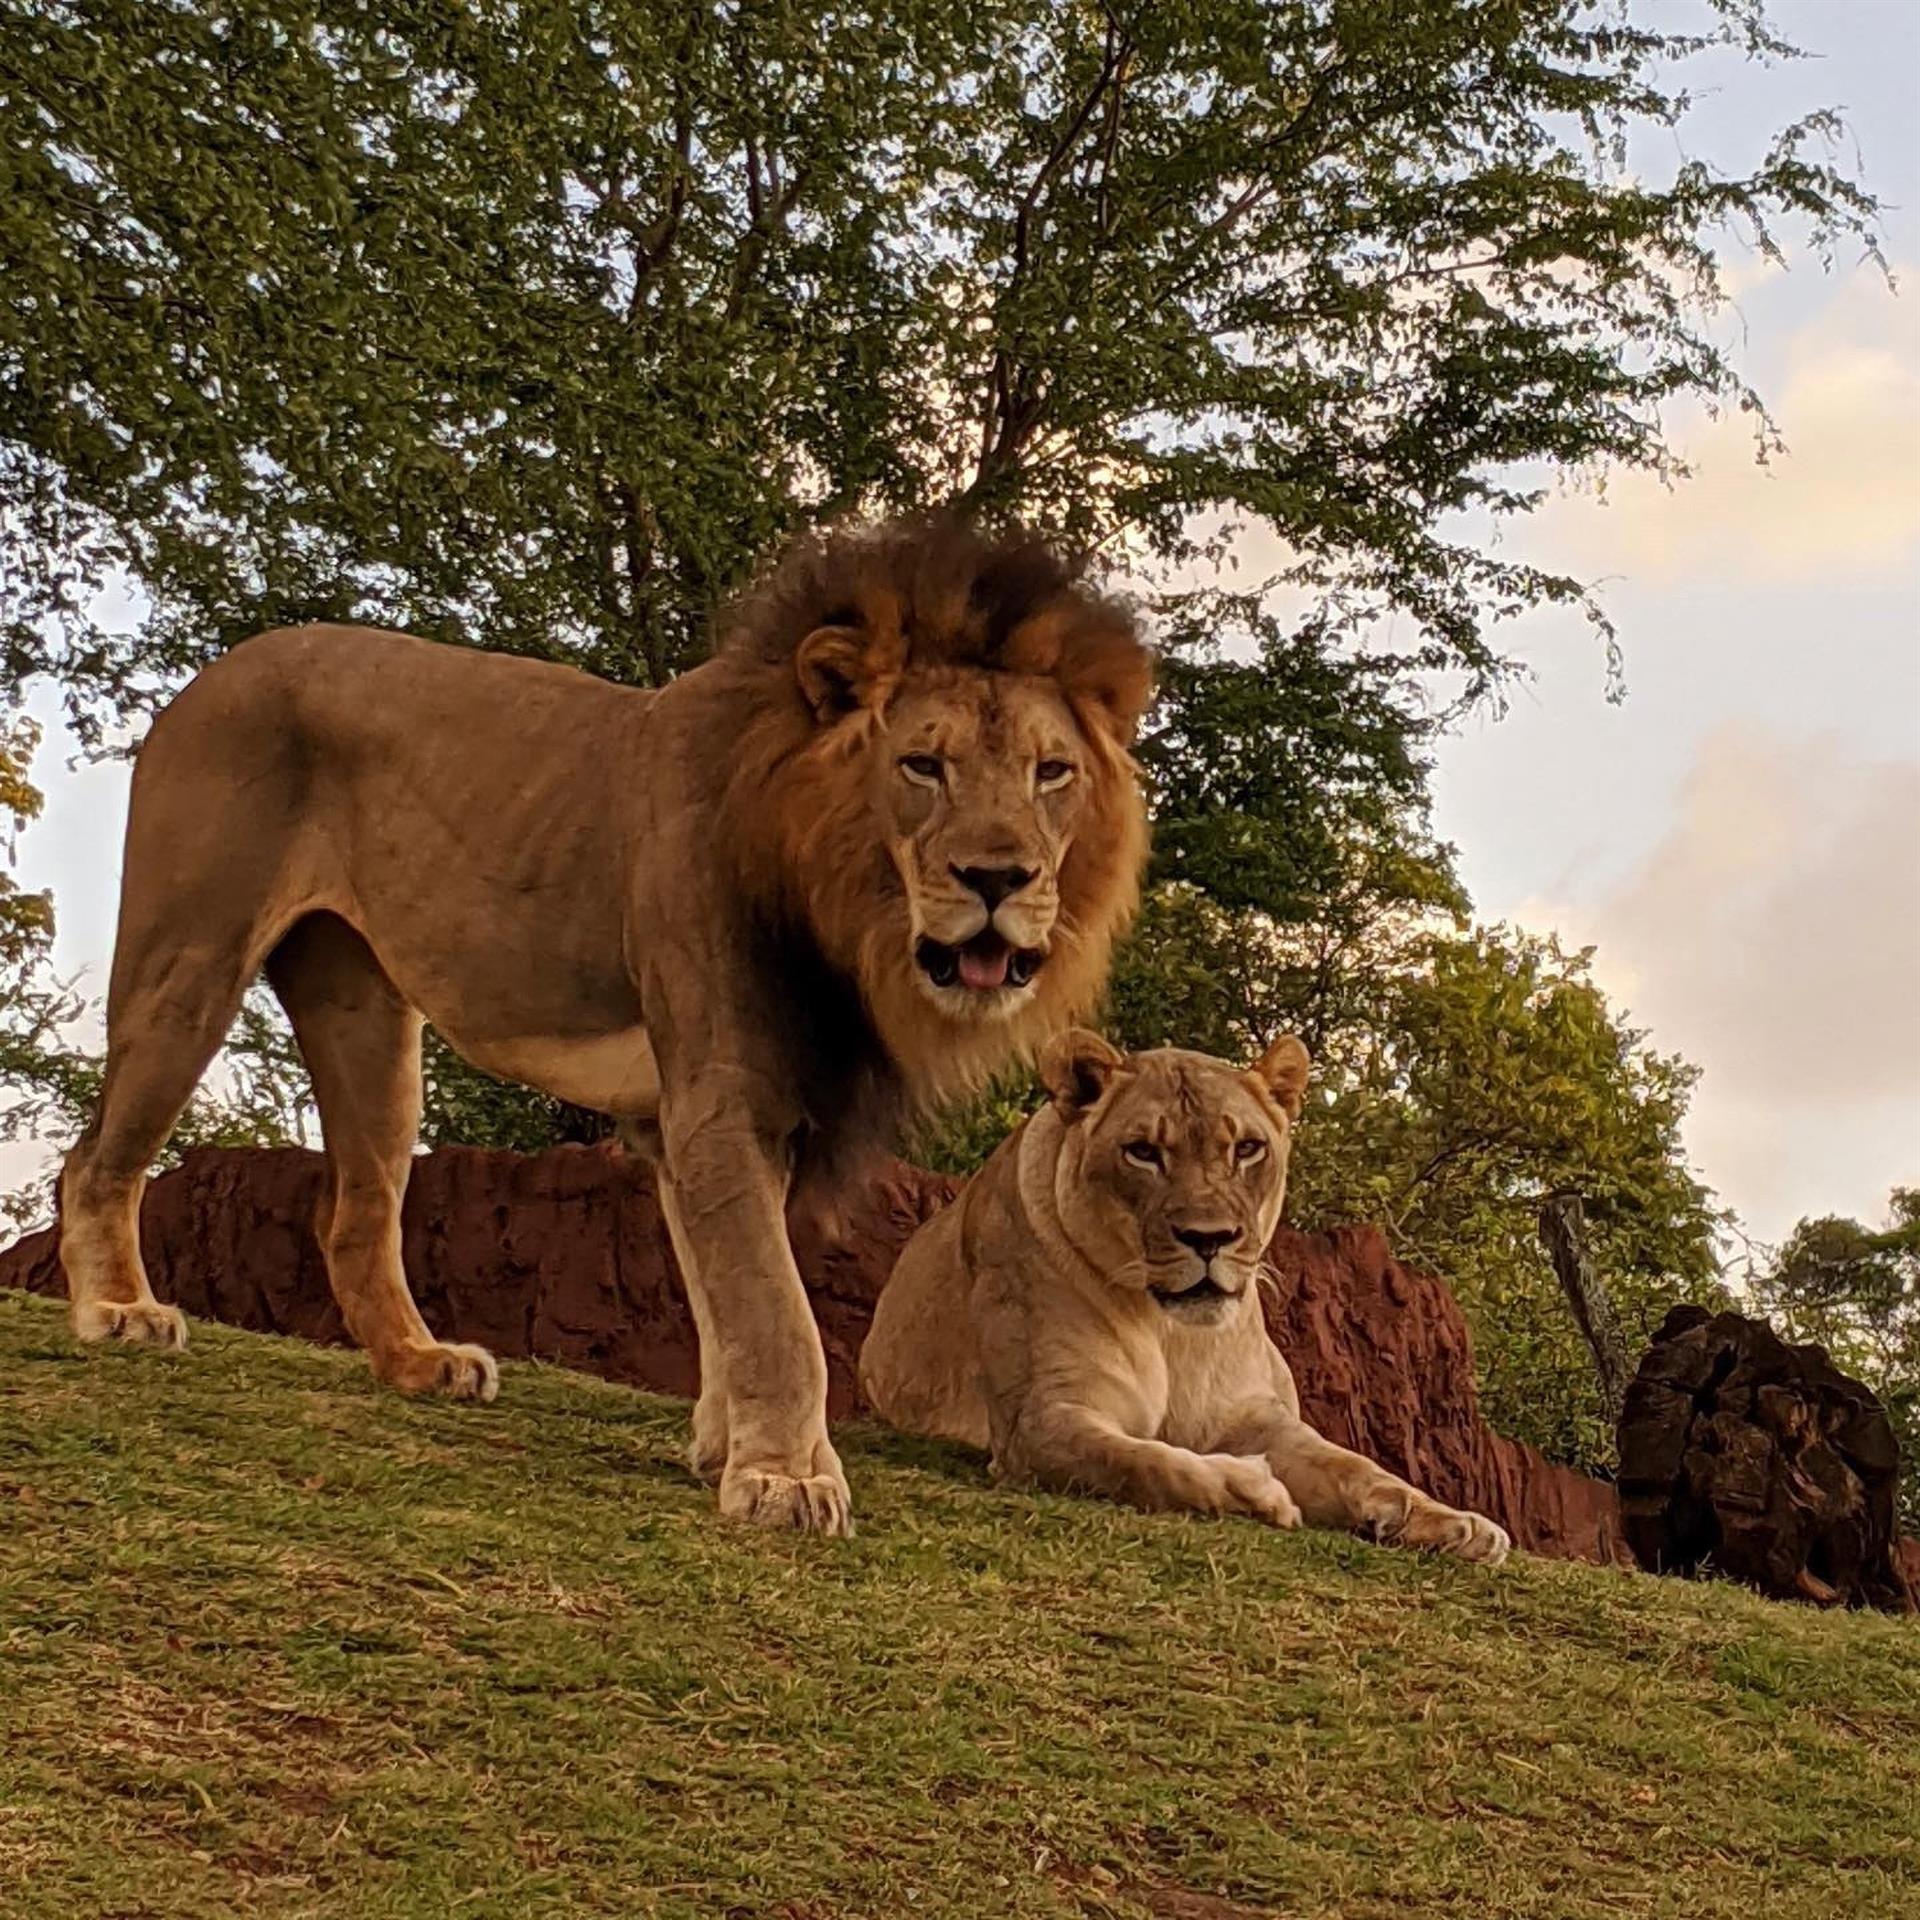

{"left": 71, "top": 1299, "right": 189, "bottom": 1350}
{"left": 1385, "top": 1496, "right": 1511, "bottom": 1565}
{"left": 376, "top": 1340, "right": 500, "bottom": 1403}
{"left": 720, "top": 1462, "right": 854, "bottom": 1536}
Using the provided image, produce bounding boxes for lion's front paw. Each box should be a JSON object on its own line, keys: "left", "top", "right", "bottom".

{"left": 1212, "top": 1454, "right": 1301, "bottom": 1529}
{"left": 71, "top": 1298, "right": 189, "bottom": 1350}
{"left": 687, "top": 1391, "right": 728, "bottom": 1485}
{"left": 376, "top": 1340, "right": 500, "bottom": 1404}
{"left": 719, "top": 1458, "right": 853, "bottom": 1537}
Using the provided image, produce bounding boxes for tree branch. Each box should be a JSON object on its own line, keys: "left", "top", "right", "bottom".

{"left": 967, "top": 15, "right": 1133, "bottom": 497}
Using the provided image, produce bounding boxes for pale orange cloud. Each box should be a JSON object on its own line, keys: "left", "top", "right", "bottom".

{"left": 1537, "top": 269, "right": 1920, "bottom": 585}
{"left": 1515, "top": 724, "right": 1920, "bottom": 1241}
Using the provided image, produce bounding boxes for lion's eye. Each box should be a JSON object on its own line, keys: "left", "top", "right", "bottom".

{"left": 899, "top": 753, "right": 944, "bottom": 785}
{"left": 1121, "top": 1139, "right": 1163, "bottom": 1171}
{"left": 1035, "top": 758, "right": 1075, "bottom": 791}
{"left": 1234, "top": 1138, "right": 1268, "bottom": 1166}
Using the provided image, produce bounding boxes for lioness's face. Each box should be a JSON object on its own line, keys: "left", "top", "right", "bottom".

{"left": 1041, "top": 1035, "right": 1312, "bottom": 1328}
{"left": 878, "top": 670, "right": 1098, "bottom": 1018}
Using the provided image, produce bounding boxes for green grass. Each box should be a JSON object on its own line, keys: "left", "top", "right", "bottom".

{"left": 1, "top": 1291, "right": 1916, "bottom": 1920}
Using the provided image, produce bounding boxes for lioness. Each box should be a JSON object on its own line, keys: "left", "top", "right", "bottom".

{"left": 58, "top": 520, "right": 1152, "bottom": 1534}
{"left": 861, "top": 1031, "right": 1510, "bottom": 1560}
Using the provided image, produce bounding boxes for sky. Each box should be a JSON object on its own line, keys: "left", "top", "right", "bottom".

{"left": 3, "top": 2, "right": 1917, "bottom": 1248}
{"left": 1421, "top": 0, "right": 1920, "bottom": 1246}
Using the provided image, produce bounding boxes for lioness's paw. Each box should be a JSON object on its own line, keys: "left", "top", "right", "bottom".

{"left": 1212, "top": 1454, "right": 1301, "bottom": 1529}
{"left": 1400, "top": 1500, "right": 1510, "bottom": 1566}
{"left": 71, "top": 1299, "right": 189, "bottom": 1350}
{"left": 1450, "top": 1512, "right": 1511, "bottom": 1565}
{"left": 720, "top": 1462, "right": 853, "bottom": 1537}
{"left": 377, "top": 1341, "right": 500, "bottom": 1404}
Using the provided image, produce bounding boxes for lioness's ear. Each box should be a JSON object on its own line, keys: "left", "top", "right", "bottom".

{"left": 795, "top": 624, "right": 905, "bottom": 722}
{"left": 1249, "top": 1033, "right": 1311, "bottom": 1121}
{"left": 1039, "top": 1027, "right": 1127, "bottom": 1118}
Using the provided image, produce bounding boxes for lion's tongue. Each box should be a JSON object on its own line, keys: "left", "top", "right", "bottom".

{"left": 958, "top": 944, "right": 1011, "bottom": 991}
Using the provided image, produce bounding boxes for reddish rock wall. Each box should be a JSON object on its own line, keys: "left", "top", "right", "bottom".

{"left": 0, "top": 1144, "right": 1628, "bottom": 1565}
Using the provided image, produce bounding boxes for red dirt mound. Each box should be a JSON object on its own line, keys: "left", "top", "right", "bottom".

{"left": 0, "top": 1144, "right": 1627, "bottom": 1565}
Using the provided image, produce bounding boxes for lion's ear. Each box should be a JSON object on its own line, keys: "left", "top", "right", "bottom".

{"left": 1249, "top": 1033, "right": 1311, "bottom": 1122}
{"left": 1039, "top": 1027, "right": 1127, "bottom": 1118}
{"left": 1060, "top": 626, "right": 1155, "bottom": 748}
{"left": 1074, "top": 655, "right": 1155, "bottom": 746}
{"left": 795, "top": 623, "right": 905, "bottom": 722}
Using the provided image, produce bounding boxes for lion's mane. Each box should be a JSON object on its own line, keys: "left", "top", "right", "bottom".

{"left": 709, "top": 517, "right": 1153, "bottom": 1170}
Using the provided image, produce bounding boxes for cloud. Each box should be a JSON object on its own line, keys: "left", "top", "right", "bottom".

{"left": 1514, "top": 724, "right": 1920, "bottom": 1241}
{"left": 1537, "top": 269, "right": 1920, "bottom": 584}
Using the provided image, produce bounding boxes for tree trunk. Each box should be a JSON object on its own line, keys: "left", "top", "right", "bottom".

{"left": 1538, "top": 1192, "right": 1632, "bottom": 1426}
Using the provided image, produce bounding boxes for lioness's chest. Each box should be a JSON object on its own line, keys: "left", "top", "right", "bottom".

{"left": 1155, "top": 1315, "right": 1275, "bottom": 1451}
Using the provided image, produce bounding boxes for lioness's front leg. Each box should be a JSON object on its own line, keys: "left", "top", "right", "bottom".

{"left": 657, "top": 1073, "right": 849, "bottom": 1537}
{"left": 1011, "top": 1405, "right": 1301, "bottom": 1528}
{"left": 1221, "top": 1409, "right": 1509, "bottom": 1564}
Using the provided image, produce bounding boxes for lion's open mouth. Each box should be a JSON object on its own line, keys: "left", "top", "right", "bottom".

{"left": 915, "top": 930, "right": 1044, "bottom": 994}
{"left": 1149, "top": 1276, "right": 1240, "bottom": 1313}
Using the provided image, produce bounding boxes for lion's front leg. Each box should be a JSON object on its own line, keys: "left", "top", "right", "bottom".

{"left": 656, "top": 1085, "right": 849, "bottom": 1537}
{"left": 1225, "top": 1409, "right": 1509, "bottom": 1565}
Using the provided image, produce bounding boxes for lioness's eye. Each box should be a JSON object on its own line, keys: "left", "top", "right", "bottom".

{"left": 1234, "top": 1138, "right": 1268, "bottom": 1166}
{"left": 1035, "top": 758, "right": 1075, "bottom": 790}
{"left": 1122, "top": 1139, "right": 1162, "bottom": 1170}
{"left": 899, "top": 753, "right": 944, "bottom": 784}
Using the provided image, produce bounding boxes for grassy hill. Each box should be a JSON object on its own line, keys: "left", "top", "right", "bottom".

{"left": 1, "top": 1291, "right": 1915, "bottom": 1920}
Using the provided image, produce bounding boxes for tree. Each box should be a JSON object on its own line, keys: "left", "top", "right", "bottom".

{"left": 0, "top": 2, "right": 1877, "bottom": 1422}
{"left": 2, "top": 1, "right": 1876, "bottom": 722}
{"left": 1747, "top": 1191, "right": 1920, "bottom": 1533}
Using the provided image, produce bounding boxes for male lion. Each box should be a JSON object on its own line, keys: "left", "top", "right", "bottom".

{"left": 860, "top": 1031, "right": 1511, "bottom": 1561}
{"left": 58, "top": 520, "right": 1152, "bottom": 1534}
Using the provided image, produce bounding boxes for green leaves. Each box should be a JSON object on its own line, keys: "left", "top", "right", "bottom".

{"left": 0, "top": 3, "right": 1881, "bottom": 1456}
{"left": 0, "top": 1, "right": 1881, "bottom": 725}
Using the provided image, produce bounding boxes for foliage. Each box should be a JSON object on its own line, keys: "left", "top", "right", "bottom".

{"left": 1747, "top": 1189, "right": 1920, "bottom": 1533}
{"left": 1293, "top": 926, "right": 1725, "bottom": 1469}
{"left": 1, "top": 1, "right": 1877, "bottom": 724}
{"left": 0, "top": 3, "right": 1881, "bottom": 1457}
{"left": 4, "top": 1289, "right": 1918, "bottom": 1919}
{"left": 420, "top": 1033, "right": 617, "bottom": 1153}
{"left": 0, "top": 712, "right": 91, "bottom": 1226}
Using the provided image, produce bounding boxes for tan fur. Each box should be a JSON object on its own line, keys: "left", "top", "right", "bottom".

{"left": 57, "top": 518, "right": 1152, "bottom": 1536}
{"left": 861, "top": 1034, "right": 1511, "bottom": 1561}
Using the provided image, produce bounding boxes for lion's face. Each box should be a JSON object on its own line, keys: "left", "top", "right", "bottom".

{"left": 876, "top": 670, "right": 1094, "bottom": 1018}
{"left": 1039, "top": 1033, "right": 1312, "bottom": 1328}
{"left": 724, "top": 519, "right": 1154, "bottom": 1115}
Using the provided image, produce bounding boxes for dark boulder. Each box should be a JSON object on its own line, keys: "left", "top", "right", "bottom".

{"left": 1617, "top": 1304, "right": 1916, "bottom": 1611}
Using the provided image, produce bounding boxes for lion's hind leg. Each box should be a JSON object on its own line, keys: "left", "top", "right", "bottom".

{"left": 266, "top": 914, "right": 496, "bottom": 1403}
{"left": 60, "top": 919, "right": 264, "bottom": 1351}
{"left": 1243, "top": 1412, "right": 1510, "bottom": 1565}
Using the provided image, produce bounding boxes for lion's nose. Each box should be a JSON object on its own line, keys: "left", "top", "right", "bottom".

{"left": 1172, "top": 1225, "right": 1242, "bottom": 1263}
{"left": 952, "top": 864, "right": 1036, "bottom": 911}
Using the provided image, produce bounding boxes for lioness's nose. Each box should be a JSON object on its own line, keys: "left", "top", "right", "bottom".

{"left": 953, "top": 864, "right": 1036, "bottom": 911}
{"left": 1173, "top": 1225, "right": 1242, "bottom": 1262}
